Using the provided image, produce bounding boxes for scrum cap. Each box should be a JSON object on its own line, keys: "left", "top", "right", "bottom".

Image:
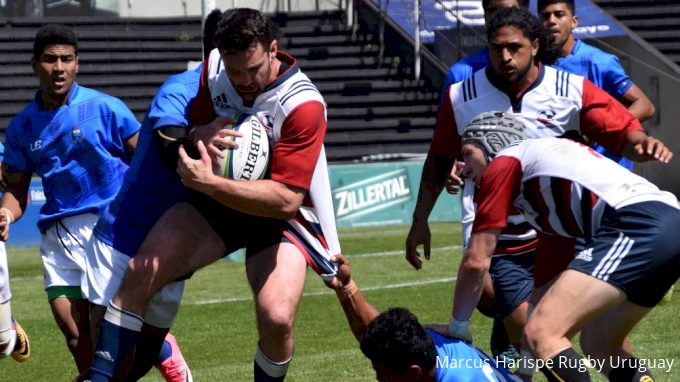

{"left": 461, "top": 111, "right": 527, "bottom": 162}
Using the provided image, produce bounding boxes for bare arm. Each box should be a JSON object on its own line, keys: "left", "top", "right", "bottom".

{"left": 619, "top": 84, "right": 655, "bottom": 123}
{"left": 326, "top": 254, "right": 381, "bottom": 341}
{"left": 452, "top": 229, "right": 500, "bottom": 321}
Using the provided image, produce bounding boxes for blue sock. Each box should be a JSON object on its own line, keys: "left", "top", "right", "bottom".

{"left": 253, "top": 342, "right": 291, "bottom": 382}
{"left": 156, "top": 340, "right": 172, "bottom": 364}
{"left": 85, "top": 302, "right": 144, "bottom": 381}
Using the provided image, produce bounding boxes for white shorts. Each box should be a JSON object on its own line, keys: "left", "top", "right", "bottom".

{"left": 83, "top": 235, "right": 185, "bottom": 329}
{"left": 41, "top": 213, "right": 99, "bottom": 291}
{"left": 0, "top": 242, "right": 9, "bottom": 304}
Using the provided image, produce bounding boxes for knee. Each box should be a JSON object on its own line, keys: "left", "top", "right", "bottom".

{"left": 522, "top": 319, "right": 549, "bottom": 357}
{"left": 64, "top": 330, "right": 81, "bottom": 351}
{"left": 258, "top": 305, "right": 295, "bottom": 338}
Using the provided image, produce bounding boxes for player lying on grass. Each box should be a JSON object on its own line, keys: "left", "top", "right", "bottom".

{"left": 324, "top": 254, "right": 522, "bottom": 382}
{"left": 449, "top": 112, "right": 677, "bottom": 382}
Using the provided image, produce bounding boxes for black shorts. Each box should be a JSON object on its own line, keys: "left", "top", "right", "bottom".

{"left": 489, "top": 251, "right": 534, "bottom": 318}
{"left": 568, "top": 201, "right": 680, "bottom": 307}
{"left": 184, "top": 190, "right": 284, "bottom": 257}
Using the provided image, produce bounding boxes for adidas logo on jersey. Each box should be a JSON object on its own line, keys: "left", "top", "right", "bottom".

{"left": 575, "top": 248, "right": 593, "bottom": 262}
{"left": 212, "top": 93, "right": 230, "bottom": 109}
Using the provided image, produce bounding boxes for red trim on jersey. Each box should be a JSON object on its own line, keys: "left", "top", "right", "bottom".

{"left": 429, "top": 86, "right": 461, "bottom": 160}
{"left": 559, "top": 179, "right": 583, "bottom": 237}
{"left": 281, "top": 229, "right": 323, "bottom": 275}
{"left": 270, "top": 100, "right": 326, "bottom": 191}
{"left": 590, "top": 189, "right": 599, "bottom": 208}
{"left": 293, "top": 212, "right": 330, "bottom": 250}
{"left": 579, "top": 79, "right": 643, "bottom": 156}
{"left": 496, "top": 239, "right": 538, "bottom": 255}
{"left": 190, "top": 58, "right": 217, "bottom": 127}
{"left": 527, "top": 177, "right": 558, "bottom": 235}
{"left": 472, "top": 156, "right": 523, "bottom": 233}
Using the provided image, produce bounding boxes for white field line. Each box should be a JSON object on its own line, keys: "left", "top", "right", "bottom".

{"left": 191, "top": 276, "right": 457, "bottom": 306}
{"left": 8, "top": 246, "right": 463, "bottom": 283}
{"left": 346, "top": 245, "right": 462, "bottom": 258}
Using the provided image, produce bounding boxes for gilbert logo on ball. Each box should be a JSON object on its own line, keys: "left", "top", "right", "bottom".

{"left": 214, "top": 113, "right": 270, "bottom": 181}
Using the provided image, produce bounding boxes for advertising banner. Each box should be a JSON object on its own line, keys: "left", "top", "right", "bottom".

{"left": 329, "top": 161, "right": 461, "bottom": 228}
{"left": 371, "top": 0, "right": 628, "bottom": 45}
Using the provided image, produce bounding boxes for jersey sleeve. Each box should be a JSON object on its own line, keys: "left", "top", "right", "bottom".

{"left": 189, "top": 59, "right": 217, "bottom": 127}
{"left": 472, "top": 156, "right": 523, "bottom": 233}
{"left": 270, "top": 101, "right": 326, "bottom": 190}
{"left": 579, "top": 79, "right": 643, "bottom": 156}
{"left": 3, "top": 118, "right": 35, "bottom": 174}
{"left": 429, "top": 88, "right": 461, "bottom": 160}
{"left": 601, "top": 55, "right": 633, "bottom": 100}
{"left": 110, "top": 98, "right": 141, "bottom": 140}
{"left": 149, "top": 82, "right": 196, "bottom": 131}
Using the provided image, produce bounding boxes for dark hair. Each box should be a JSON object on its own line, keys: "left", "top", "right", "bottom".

{"left": 359, "top": 308, "right": 437, "bottom": 374}
{"left": 482, "top": 0, "right": 529, "bottom": 11}
{"left": 213, "top": 8, "right": 278, "bottom": 53}
{"left": 537, "top": 0, "right": 575, "bottom": 15}
{"left": 33, "top": 24, "right": 78, "bottom": 60}
{"left": 203, "top": 9, "right": 223, "bottom": 60}
{"left": 486, "top": 7, "right": 561, "bottom": 65}
{"left": 559, "top": 130, "right": 588, "bottom": 145}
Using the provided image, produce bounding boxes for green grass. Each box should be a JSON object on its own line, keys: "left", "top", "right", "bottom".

{"left": 1, "top": 222, "right": 679, "bottom": 381}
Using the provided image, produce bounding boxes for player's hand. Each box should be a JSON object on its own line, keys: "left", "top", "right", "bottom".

{"left": 445, "top": 161, "right": 465, "bottom": 194}
{"left": 177, "top": 140, "right": 216, "bottom": 193}
{"left": 191, "top": 116, "right": 242, "bottom": 165}
{"left": 324, "top": 254, "right": 352, "bottom": 290}
{"left": 634, "top": 136, "right": 673, "bottom": 163}
{"left": 0, "top": 208, "right": 13, "bottom": 242}
{"left": 425, "top": 319, "right": 473, "bottom": 343}
{"left": 405, "top": 221, "right": 431, "bottom": 270}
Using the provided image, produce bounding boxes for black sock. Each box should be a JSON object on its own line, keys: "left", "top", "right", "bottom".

{"left": 539, "top": 347, "right": 591, "bottom": 382}
{"left": 609, "top": 357, "right": 656, "bottom": 382}
{"left": 254, "top": 360, "right": 286, "bottom": 382}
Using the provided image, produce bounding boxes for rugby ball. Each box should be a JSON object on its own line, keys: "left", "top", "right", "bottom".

{"left": 214, "top": 113, "right": 270, "bottom": 181}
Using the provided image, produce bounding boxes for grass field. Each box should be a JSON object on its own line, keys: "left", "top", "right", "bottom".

{"left": 1, "top": 222, "right": 679, "bottom": 381}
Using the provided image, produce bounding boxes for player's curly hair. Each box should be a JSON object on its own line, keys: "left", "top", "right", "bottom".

{"left": 360, "top": 307, "right": 437, "bottom": 375}
{"left": 213, "top": 8, "right": 278, "bottom": 53}
{"left": 486, "top": 7, "right": 561, "bottom": 65}
{"left": 33, "top": 24, "right": 78, "bottom": 60}
{"left": 538, "top": 0, "right": 575, "bottom": 14}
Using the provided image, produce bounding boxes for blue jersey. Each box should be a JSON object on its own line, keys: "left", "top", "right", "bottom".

{"left": 551, "top": 40, "right": 634, "bottom": 170}
{"left": 4, "top": 83, "right": 140, "bottom": 233}
{"left": 430, "top": 330, "right": 520, "bottom": 382}
{"left": 440, "top": 47, "right": 489, "bottom": 103}
{"left": 94, "top": 66, "right": 201, "bottom": 257}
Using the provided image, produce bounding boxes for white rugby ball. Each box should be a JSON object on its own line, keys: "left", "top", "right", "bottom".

{"left": 214, "top": 113, "right": 270, "bottom": 181}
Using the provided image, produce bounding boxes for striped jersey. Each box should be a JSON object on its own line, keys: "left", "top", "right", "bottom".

{"left": 472, "top": 138, "right": 679, "bottom": 239}
{"left": 432, "top": 64, "right": 643, "bottom": 255}
{"left": 190, "top": 49, "right": 341, "bottom": 278}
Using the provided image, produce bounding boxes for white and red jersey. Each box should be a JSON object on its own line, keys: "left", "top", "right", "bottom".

{"left": 472, "top": 138, "right": 679, "bottom": 239}
{"left": 433, "top": 64, "right": 643, "bottom": 255}
{"left": 190, "top": 49, "right": 341, "bottom": 277}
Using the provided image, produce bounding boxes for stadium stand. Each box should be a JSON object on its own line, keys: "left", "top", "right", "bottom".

{"left": 593, "top": 0, "right": 680, "bottom": 66}
{"left": 0, "top": 10, "right": 443, "bottom": 162}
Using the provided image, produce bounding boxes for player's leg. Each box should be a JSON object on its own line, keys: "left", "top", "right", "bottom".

{"left": 247, "top": 240, "right": 307, "bottom": 381}
{"left": 85, "top": 201, "right": 219, "bottom": 381}
{"left": 43, "top": 214, "right": 100, "bottom": 372}
{"left": 523, "top": 269, "right": 625, "bottom": 381}
{"left": 0, "top": 241, "right": 15, "bottom": 359}
{"left": 490, "top": 251, "right": 534, "bottom": 352}
{"left": 579, "top": 300, "right": 649, "bottom": 378}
